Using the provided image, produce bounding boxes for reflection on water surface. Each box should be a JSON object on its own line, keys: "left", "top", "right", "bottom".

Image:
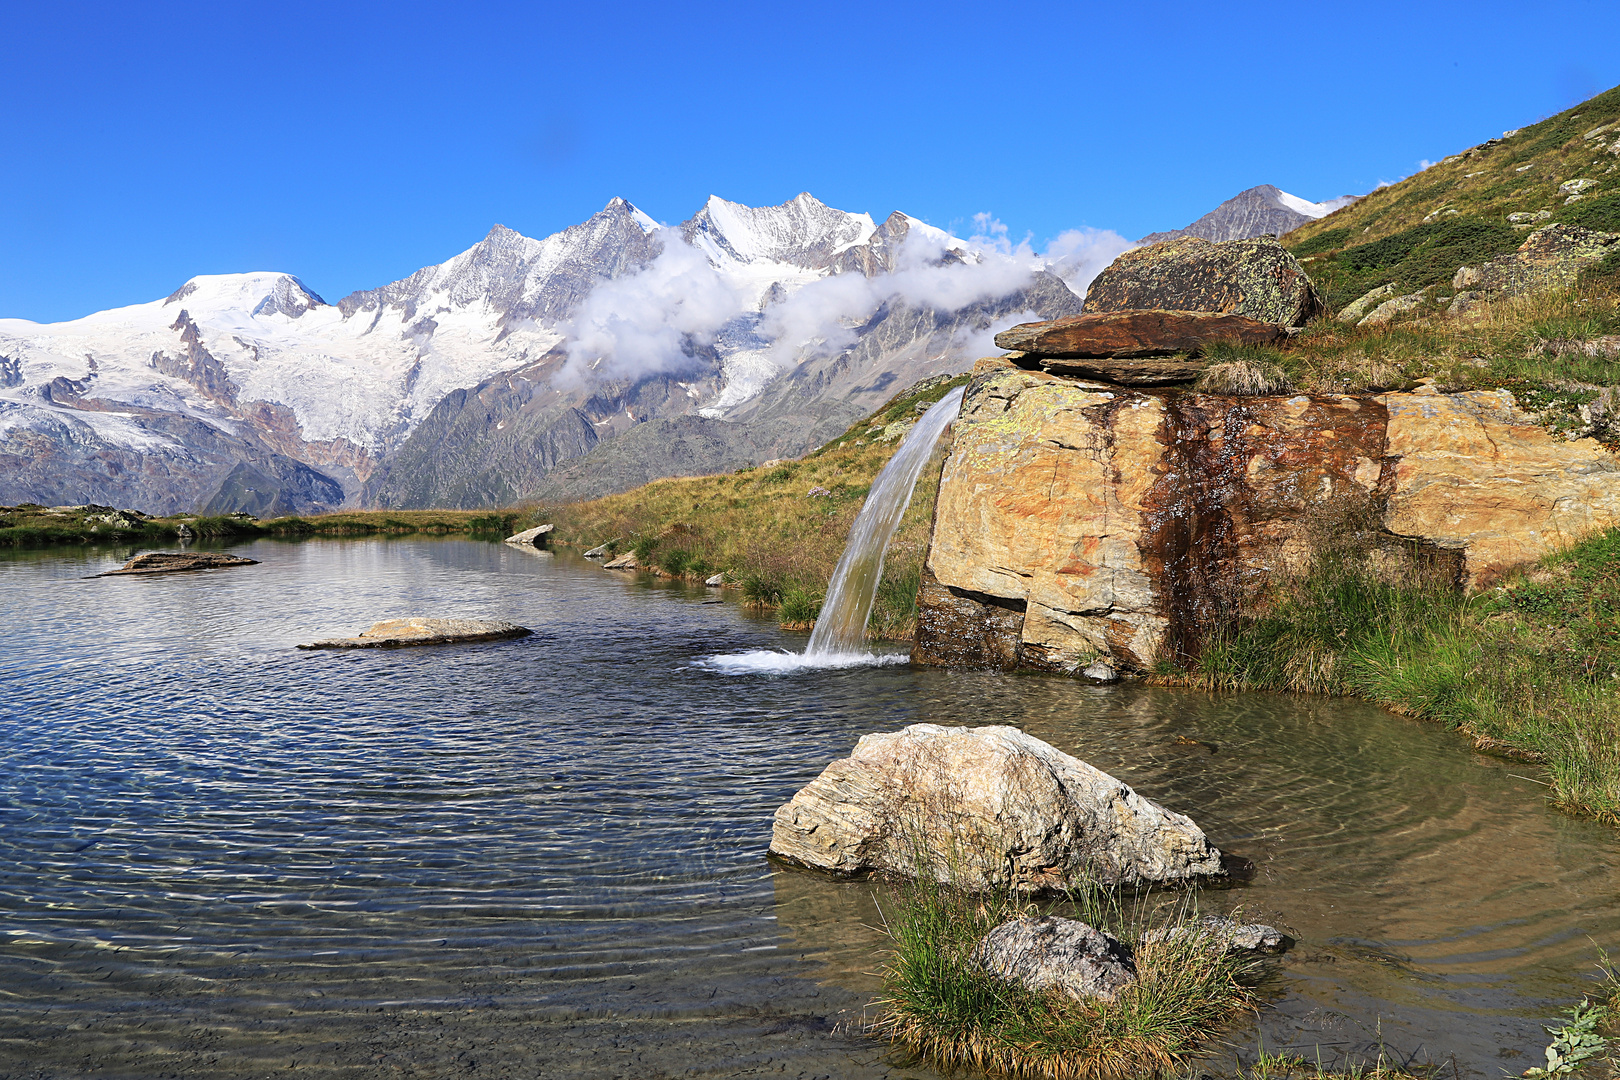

{"left": 1, "top": 539, "right": 1615, "bottom": 1077}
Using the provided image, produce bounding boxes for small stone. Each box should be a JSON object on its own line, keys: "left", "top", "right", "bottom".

{"left": 1082, "top": 661, "right": 1119, "bottom": 682}
{"left": 99, "top": 551, "right": 257, "bottom": 576}
{"left": 583, "top": 539, "right": 620, "bottom": 558}
{"left": 503, "top": 524, "right": 554, "bottom": 545}
{"left": 971, "top": 916, "right": 1136, "bottom": 1002}
{"left": 807, "top": 486, "right": 832, "bottom": 497}
{"left": 298, "top": 617, "right": 531, "bottom": 650}
{"left": 1142, "top": 915, "right": 1291, "bottom": 957}
{"left": 704, "top": 572, "right": 726, "bottom": 587}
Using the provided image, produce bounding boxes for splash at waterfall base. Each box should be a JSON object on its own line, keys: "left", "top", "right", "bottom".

{"left": 913, "top": 356, "right": 1620, "bottom": 676}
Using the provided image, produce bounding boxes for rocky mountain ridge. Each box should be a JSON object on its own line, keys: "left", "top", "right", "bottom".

{"left": 0, "top": 194, "right": 1086, "bottom": 513}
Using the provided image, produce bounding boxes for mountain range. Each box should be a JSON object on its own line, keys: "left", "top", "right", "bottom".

{"left": 0, "top": 194, "right": 1092, "bottom": 514}
{"left": 1139, "top": 185, "right": 1359, "bottom": 245}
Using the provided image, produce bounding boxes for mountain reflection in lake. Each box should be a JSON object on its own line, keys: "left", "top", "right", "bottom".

{"left": 2, "top": 539, "right": 1616, "bottom": 1077}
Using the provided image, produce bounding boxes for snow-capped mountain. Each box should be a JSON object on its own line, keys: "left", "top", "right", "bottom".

{"left": 0, "top": 193, "right": 1089, "bottom": 514}
{"left": 1139, "top": 185, "right": 1361, "bottom": 245}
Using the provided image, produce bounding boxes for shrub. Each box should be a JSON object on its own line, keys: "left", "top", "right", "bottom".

{"left": 741, "top": 572, "right": 783, "bottom": 608}
{"left": 632, "top": 536, "right": 661, "bottom": 564}
{"left": 659, "top": 547, "right": 691, "bottom": 577}
{"left": 778, "top": 588, "right": 822, "bottom": 627}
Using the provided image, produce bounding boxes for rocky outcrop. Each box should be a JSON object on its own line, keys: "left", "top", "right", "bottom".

{"left": 1454, "top": 222, "right": 1620, "bottom": 301}
{"left": 99, "top": 551, "right": 258, "bottom": 576}
{"left": 298, "top": 618, "right": 531, "bottom": 649}
{"left": 768, "top": 723, "right": 1225, "bottom": 891}
{"left": 1082, "top": 236, "right": 1324, "bottom": 327}
{"left": 913, "top": 359, "right": 1620, "bottom": 674}
{"left": 971, "top": 917, "right": 1136, "bottom": 1002}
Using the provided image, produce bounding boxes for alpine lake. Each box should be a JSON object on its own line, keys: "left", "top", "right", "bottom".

{"left": 3, "top": 537, "right": 1618, "bottom": 1078}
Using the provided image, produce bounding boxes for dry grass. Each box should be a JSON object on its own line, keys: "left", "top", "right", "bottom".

{"left": 541, "top": 377, "right": 965, "bottom": 640}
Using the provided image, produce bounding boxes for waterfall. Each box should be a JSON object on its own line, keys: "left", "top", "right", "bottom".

{"left": 805, "top": 385, "right": 964, "bottom": 657}
{"left": 701, "top": 385, "right": 963, "bottom": 673}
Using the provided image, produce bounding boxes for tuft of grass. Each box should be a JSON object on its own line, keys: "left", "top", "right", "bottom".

{"left": 873, "top": 873, "right": 1257, "bottom": 1080}
{"left": 1195, "top": 359, "right": 1295, "bottom": 396}
{"left": 777, "top": 587, "right": 822, "bottom": 629}
{"left": 741, "top": 572, "right": 784, "bottom": 609}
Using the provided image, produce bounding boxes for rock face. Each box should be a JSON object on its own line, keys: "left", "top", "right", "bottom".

{"left": 971, "top": 916, "right": 1136, "bottom": 1002}
{"left": 503, "top": 524, "right": 554, "bottom": 545}
{"left": 298, "top": 618, "right": 531, "bottom": 650}
{"left": 768, "top": 723, "right": 1225, "bottom": 891}
{"left": 1082, "top": 236, "right": 1325, "bottom": 327}
{"left": 993, "top": 311, "right": 1290, "bottom": 388}
{"left": 99, "top": 551, "right": 259, "bottom": 576}
{"left": 1456, "top": 222, "right": 1620, "bottom": 301}
{"left": 913, "top": 359, "right": 1620, "bottom": 673}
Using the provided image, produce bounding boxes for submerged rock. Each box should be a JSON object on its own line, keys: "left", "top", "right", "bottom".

{"left": 503, "top": 524, "right": 554, "bottom": 545}
{"left": 99, "top": 551, "right": 258, "bottom": 576}
{"left": 971, "top": 916, "right": 1136, "bottom": 1001}
{"left": 1142, "top": 915, "right": 1290, "bottom": 957}
{"left": 769, "top": 723, "right": 1225, "bottom": 891}
{"left": 298, "top": 618, "right": 531, "bottom": 650}
{"left": 1083, "top": 235, "right": 1324, "bottom": 327}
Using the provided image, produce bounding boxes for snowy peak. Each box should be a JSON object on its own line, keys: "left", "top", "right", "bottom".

{"left": 162, "top": 273, "right": 327, "bottom": 320}
{"left": 681, "top": 192, "right": 877, "bottom": 270}
{"left": 1140, "top": 184, "right": 1362, "bottom": 245}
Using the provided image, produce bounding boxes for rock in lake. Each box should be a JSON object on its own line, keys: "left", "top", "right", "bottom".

{"left": 1142, "top": 914, "right": 1290, "bottom": 957}
{"left": 99, "top": 552, "right": 258, "bottom": 576}
{"left": 582, "top": 539, "right": 620, "bottom": 559}
{"left": 769, "top": 723, "right": 1225, "bottom": 891}
{"left": 1083, "top": 235, "right": 1324, "bottom": 327}
{"left": 971, "top": 916, "right": 1136, "bottom": 1002}
{"left": 705, "top": 572, "right": 726, "bottom": 587}
{"left": 298, "top": 618, "right": 531, "bottom": 650}
{"left": 602, "top": 551, "right": 639, "bottom": 570}
{"left": 503, "top": 524, "right": 554, "bottom": 545}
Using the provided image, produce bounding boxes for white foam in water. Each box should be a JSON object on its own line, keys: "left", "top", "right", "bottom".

{"left": 699, "top": 648, "right": 910, "bottom": 675}
{"left": 703, "top": 385, "right": 966, "bottom": 675}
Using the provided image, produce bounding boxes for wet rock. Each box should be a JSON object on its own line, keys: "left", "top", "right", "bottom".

{"left": 1082, "top": 661, "right": 1119, "bottom": 682}
{"left": 1337, "top": 283, "right": 1398, "bottom": 324}
{"left": 602, "top": 551, "right": 640, "bottom": 570}
{"left": 99, "top": 551, "right": 258, "bottom": 576}
{"left": 503, "top": 524, "right": 554, "bottom": 545}
{"left": 582, "top": 539, "right": 620, "bottom": 559}
{"left": 1142, "top": 915, "right": 1290, "bottom": 956}
{"left": 995, "top": 310, "right": 1287, "bottom": 361}
{"left": 298, "top": 617, "right": 531, "bottom": 650}
{"left": 1082, "top": 235, "right": 1324, "bottom": 327}
{"left": 971, "top": 916, "right": 1136, "bottom": 1001}
{"left": 768, "top": 723, "right": 1226, "bottom": 891}
{"left": 704, "top": 572, "right": 726, "bottom": 587}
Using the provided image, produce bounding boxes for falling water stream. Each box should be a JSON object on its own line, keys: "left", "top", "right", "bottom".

{"left": 706, "top": 385, "right": 964, "bottom": 673}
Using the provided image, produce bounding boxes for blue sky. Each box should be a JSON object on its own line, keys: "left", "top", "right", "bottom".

{"left": 4, "top": 0, "right": 1618, "bottom": 323}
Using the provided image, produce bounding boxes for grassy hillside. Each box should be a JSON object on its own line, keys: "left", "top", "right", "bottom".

{"left": 543, "top": 375, "right": 970, "bottom": 639}
{"left": 1286, "top": 84, "right": 1620, "bottom": 311}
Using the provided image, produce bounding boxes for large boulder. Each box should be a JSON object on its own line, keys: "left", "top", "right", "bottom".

{"left": 1083, "top": 235, "right": 1324, "bottom": 327}
{"left": 768, "top": 723, "right": 1226, "bottom": 891}
{"left": 971, "top": 916, "right": 1136, "bottom": 1001}
{"left": 1455, "top": 222, "right": 1620, "bottom": 301}
{"left": 994, "top": 310, "right": 1287, "bottom": 386}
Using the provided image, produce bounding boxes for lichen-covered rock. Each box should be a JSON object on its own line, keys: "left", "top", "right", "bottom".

{"left": 1337, "top": 283, "right": 1398, "bottom": 323}
{"left": 1142, "top": 915, "right": 1290, "bottom": 956}
{"left": 298, "top": 618, "right": 531, "bottom": 650}
{"left": 1359, "top": 291, "right": 1426, "bottom": 326}
{"left": 1082, "top": 235, "right": 1325, "bottom": 327}
{"left": 971, "top": 916, "right": 1136, "bottom": 1001}
{"left": 994, "top": 310, "right": 1287, "bottom": 363}
{"left": 1457, "top": 222, "right": 1620, "bottom": 301}
{"left": 768, "top": 723, "right": 1225, "bottom": 891}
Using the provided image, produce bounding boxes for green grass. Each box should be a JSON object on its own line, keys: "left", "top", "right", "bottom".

{"left": 0, "top": 505, "right": 531, "bottom": 548}
{"left": 1172, "top": 522, "right": 1620, "bottom": 826}
{"left": 874, "top": 875, "right": 1256, "bottom": 1080}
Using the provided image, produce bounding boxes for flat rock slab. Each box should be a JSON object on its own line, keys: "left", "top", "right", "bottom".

{"left": 298, "top": 618, "right": 531, "bottom": 650}
{"left": 1083, "top": 235, "right": 1323, "bottom": 327}
{"left": 996, "top": 310, "right": 1287, "bottom": 360}
{"left": 602, "top": 552, "right": 639, "bottom": 570}
{"left": 99, "top": 552, "right": 258, "bottom": 576}
{"left": 504, "top": 524, "right": 554, "bottom": 545}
